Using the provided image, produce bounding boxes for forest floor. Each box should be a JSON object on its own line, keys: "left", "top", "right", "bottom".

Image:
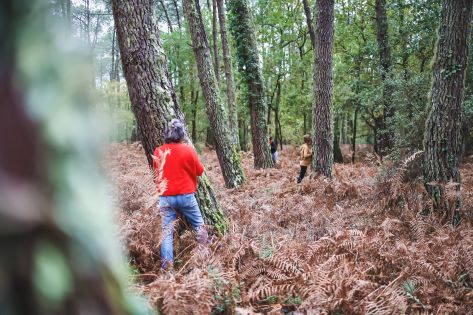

{"left": 106, "top": 142, "right": 473, "bottom": 315}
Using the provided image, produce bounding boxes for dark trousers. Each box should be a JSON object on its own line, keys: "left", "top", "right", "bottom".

{"left": 297, "top": 165, "right": 308, "bottom": 183}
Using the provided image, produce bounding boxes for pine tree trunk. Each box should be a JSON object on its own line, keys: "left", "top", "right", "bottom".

{"left": 239, "top": 118, "right": 248, "bottom": 151}
{"left": 112, "top": 0, "right": 228, "bottom": 233}
{"left": 312, "top": 0, "right": 335, "bottom": 178}
{"left": 158, "top": 0, "right": 173, "bottom": 32}
{"left": 333, "top": 114, "right": 343, "bottom": 163}
{"left": 303, "top": 112, "right": 307, "bottom": 135}
{"left": 302, "top": 0, "right": 316, "bottom": 51}
{"left": 190, "top": 68, "right": 199, "bottom": 143}
{"left": 212, "top": 0, "right": 219, "bottom": 82}
{"left": 375, "top": 0, "right": 394, "bottom": 155}
{"left": 172, "top": 0, "right": 182, "bottom": 30}
{"left": 351, "top": 107, "right": 358, "bottom": 164}
{"left": 216, "top": 0, "right": 240, "bottom": 148}
{"left": 228, "top": 0, "right": 273, "bottom": 169}
{"left": 423, "top": 0, "right": 473, "bottom": 216}
{"left": 183, "top": 0, "right": 245, "bottom": 188}
{"left": 274, "top": 78, "right": 281, "bottom": 149}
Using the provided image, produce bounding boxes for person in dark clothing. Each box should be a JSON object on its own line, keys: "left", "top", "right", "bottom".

{"left": 269, "top": 137, "right": 278, "bottom": 163}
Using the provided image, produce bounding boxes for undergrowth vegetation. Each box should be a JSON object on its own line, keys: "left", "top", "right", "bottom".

{"left": 106, "top": 143, "right": 473, "bottom": 314}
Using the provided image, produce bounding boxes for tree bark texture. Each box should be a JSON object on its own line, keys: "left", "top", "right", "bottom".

{"left": 190, "top": 68, "right": 199, "bottom": 143}
{"left": 302, "top": 0, "right": 316, "bottom": 51}
{"left": 312, "top": 0, "right": 335, "bottom": 178}
{"left": 351, "top": 107, "right": 358, "bottom": 164}
{"left": 217, "top": 0, "right": 240, "bottom": 147}
{"left": 228, "top": 0, "right": 274, "bottom": 169}
{"left": 183, "top": 0, "right": 245, "bottom": 188}
{"left": 112, "top": 0, "right": 228, "bottom": 233}
{"left": 375, "top": 0, "right": 394, "bottom": 155}
{"left": 158, "top": 0, "right": 173, "bottom": 32}
{"left": 172, "top": 0, "right": 182, "bottom": 30}
{"left": 333, "top": 114, "right": 343, "bottom": 163}
{"left": 423, "top": 0, "right": 473, "bottom": 211}
{"left": 212, "top": 0, "right": 220, "bottom": 82}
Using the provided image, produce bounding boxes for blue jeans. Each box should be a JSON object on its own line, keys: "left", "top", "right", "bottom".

{"left": 159, "top": 193, "right": 208, "bottom": 268}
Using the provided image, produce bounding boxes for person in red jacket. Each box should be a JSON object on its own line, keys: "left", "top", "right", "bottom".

{"left": 153, "top": 119, "right": 208, "bottom": 270}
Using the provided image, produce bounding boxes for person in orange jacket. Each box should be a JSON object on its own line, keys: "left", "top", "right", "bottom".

{"left": 297, "top": 134, "right": 312, "bottom": 183}
{"left": 153, "top": 119, "right": 208, "bottom": 270}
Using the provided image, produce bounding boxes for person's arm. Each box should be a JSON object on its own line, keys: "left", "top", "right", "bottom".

{"left": 303, "top": 145, "right": 312, "bottom": 158}
{"left": 306, "top": 146, "right": 313, "bottom": 158}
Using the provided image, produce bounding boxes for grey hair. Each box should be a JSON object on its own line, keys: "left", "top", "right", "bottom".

{"left": 164, "top": 119, "right": 186, "bottom": 143}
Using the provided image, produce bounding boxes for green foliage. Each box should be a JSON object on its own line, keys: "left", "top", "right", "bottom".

{"left": 98, "top": 81, "right": 135, "bottom": 142}
{"left": 71, "top": 0, "right": 462, "bottom": 156}
{"left": 33, "top": 242, "right": 72, "bottom": 305}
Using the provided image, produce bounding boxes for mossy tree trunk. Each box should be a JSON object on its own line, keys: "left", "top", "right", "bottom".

{"left": 112, "top": 0, "right": 228, "bottom": 233}
{"left": 312, "top": 0, "right": 335, "bottom": 178}
{"left": 217, "top": 0, "right": 240, "bottom": 148}
{"left": 228, "top": 0, "right": 274, "bottom": 169}
{"left": 183, "top": 0, "right": 245, "bottom": 189}
{"left": 423, "top": 0, "right": 473, "bottom": 219}
{"left": 211, "top": 0, "right": 219, "bottom": 82}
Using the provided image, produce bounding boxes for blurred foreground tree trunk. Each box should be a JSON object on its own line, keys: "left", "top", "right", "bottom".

{"left": 0, "top": 2, "right": 145, "bottom": 314}
{"left": 183, "top": 0, "right": 245, "bottom": 188}
{"left": 423, "top": 0, "right": 473, "bottom": 222}
{"left": 112, "top": 0, "right": 228, "bottom": 233}
{"left": 228, "top": 0, "right": 273, "bottom": 169}
{"left": 312, "top": 0, "right": 335, "bottom": 178}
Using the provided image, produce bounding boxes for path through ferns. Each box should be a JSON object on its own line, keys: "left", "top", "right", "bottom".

{"left": 107, "top": 143, "right": 473, "bottom": 314}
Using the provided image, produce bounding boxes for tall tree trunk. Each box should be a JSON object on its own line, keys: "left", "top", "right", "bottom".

{"left": 333, "top": 114, "right": 343, "bottom": 163}
{"left": 190, "top": 68, "right": 199, "bottom": 143}
{"left": 183, "top": 0, "right": 245, "bottom": 188}
{"left": 375, "top": 0, "right": 394, "bottom": 155}
{"left": 423, "top": 0, "right": 473, "bottom": 219}
{"left": 302, "top": 0, "right": 316, "bottom": 51}
{"left": 351, "top": 107, "right": 358, "bottom": 164}
{"left": 303, "top": 112, "right": 307, "bottom": 135}
{"left": 217, "top": 0, "right": 240, "bottom": 147}
{"left": 397, "top": 0, "right": 409, "bottom": 80}
{"left": 112, "top": 0, "right": 228, "bottom": 233}
{"left": 110, "top": 29, "right": 116, "bottom": 81}
{"left": 274, "top": 75, "right": 282, "bottom": 150}
{"left": 312, "top": 0, "right": 335, "bottom": 178}
{"left": 158, "top": 0, "right": 173, "bottom": 32}
{"left": 212, "top": 0, "right": 219, "bottom": 82}
{"left": 228, "top": 0, "right": 273, "bottom": 168}
{"left": 341, "top": 112, "right": 346, "bottom": 144}
{"left": 239, "top": 118, "right": 248, "bottom": 151}
{"left": 172, "top": 0, "right": 182, "bottom": 30}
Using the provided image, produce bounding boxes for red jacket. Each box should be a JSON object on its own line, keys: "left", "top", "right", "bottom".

{"left": 153, "top": 143, "right": 204, "bottom": 196}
